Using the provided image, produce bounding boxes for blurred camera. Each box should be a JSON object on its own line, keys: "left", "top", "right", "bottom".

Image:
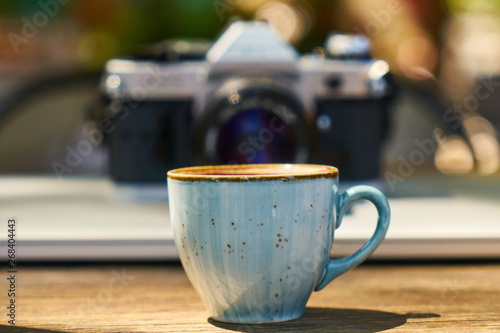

{"left": 101, "top": 21, "right": 394, "bottom": 182}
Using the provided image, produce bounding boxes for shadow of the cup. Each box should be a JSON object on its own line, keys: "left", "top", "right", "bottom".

{"left": 208, "top": 307, "right": 440, "bottom": 332}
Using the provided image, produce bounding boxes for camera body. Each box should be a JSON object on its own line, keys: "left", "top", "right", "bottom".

{"left": 101, "top": 21, "right": 393, "bottom": 182}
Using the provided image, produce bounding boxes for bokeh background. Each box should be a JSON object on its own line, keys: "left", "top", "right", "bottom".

{"left": 0, "top": 0, "right": 499, "bottom": 185}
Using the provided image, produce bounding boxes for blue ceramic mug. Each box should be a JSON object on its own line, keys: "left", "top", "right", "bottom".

{"left": 167, "top": 164, "right": 390, "bottom": 324}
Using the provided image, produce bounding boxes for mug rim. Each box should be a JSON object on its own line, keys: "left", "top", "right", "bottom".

{"left": 167, "top": 164, "right": 339, "bottom": 182}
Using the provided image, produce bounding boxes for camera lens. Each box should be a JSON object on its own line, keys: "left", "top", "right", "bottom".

{"left": 193, "top": 79, "right": 310, "bottom": 165}
{"left": 217, "top": 107, "right": 297, "bottom": 164}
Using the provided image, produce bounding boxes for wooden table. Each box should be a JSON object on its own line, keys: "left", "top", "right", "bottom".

{"left": 4, "top": 263, "right": 500, "bottom": 332}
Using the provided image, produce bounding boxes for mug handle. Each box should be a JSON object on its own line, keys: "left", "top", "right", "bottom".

{"left": 315, "top": 185, "right": 390, "bottom": 291}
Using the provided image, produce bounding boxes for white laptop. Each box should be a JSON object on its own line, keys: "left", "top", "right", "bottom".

{"left": 1, "top": 176, "right": 499, "bottom": 261}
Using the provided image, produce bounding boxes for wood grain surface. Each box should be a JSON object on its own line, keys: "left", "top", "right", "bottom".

{"left": 2, "top": 264, "right": 499, "bottom": 332}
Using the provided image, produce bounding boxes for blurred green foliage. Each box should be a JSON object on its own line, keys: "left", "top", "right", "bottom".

{"left": 0, "top": 0, "right": 344, "bottom": 59}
